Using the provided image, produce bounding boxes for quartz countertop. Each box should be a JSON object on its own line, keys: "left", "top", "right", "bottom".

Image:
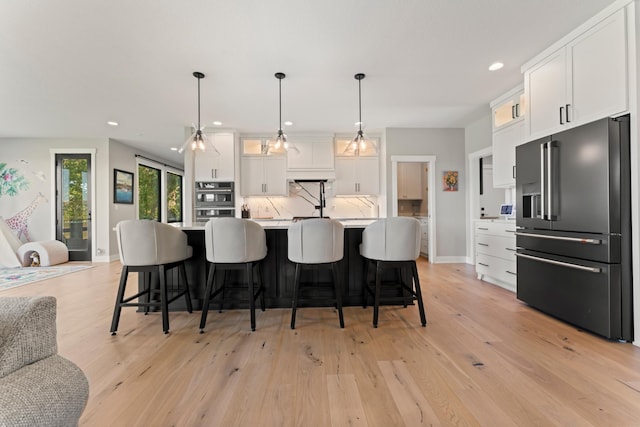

{"left": 172, "top": 218, "right": 378, "bottom": 230}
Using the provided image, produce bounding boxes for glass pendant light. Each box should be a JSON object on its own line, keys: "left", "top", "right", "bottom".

{"left": 179, "top": 72, "right": 219, "bottom": 155}
{"left": 348, "top": 73, "right": 377, "bottom": 156}
{"left": 272, "top": 72, "right": 298, "bottom": 154}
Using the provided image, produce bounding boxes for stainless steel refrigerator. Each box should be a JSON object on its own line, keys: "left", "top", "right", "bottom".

{"left": 515, "top": 115, "right": 632, "bottom": 341}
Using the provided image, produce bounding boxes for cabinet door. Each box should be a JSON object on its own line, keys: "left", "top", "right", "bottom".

{"left": 398, "top": 162, "right": 422, "bottom": 199}
{"left": 569, "top": 8, "right": 627, "bottom": 125}
{"left": 194, "top": 150, "right": 218, "bottom": 182}
{"left": 287, "top": 141, "right": 334, "bottom": 170}
{"left": 211, "top": 133, "right": 235, "bottom": 181}
{"left": 334, "top": 157, "right": 358, "bottom": 195}
{"left": 526, "top": 48, "right": 568, "bottom": 138}
{"left": 492, "top": 120, "right": 524, "bottom": 188}
{"left": 264, "top": 157, "right": 287, "bottom": 196}
{"left": 240, "top": 157, "right": 265, "bottom": 196}
{"left": 356, "top": 157, "right": 380, "bottom": 195}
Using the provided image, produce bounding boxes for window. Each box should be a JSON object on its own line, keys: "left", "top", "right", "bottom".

{"left": 166, "top": 171, "right": 183, "bottom": 223}
{"left": 136, "top": 158, "right": 184, "bottom": 223}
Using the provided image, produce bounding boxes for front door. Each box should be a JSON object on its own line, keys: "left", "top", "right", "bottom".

{"left": 56, "top": 154, "right": 92, "bottom": 261}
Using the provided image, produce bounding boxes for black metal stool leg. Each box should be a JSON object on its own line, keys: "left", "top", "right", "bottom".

{"left": 199, "top": 263, "right": 216, "bottom": 332}
{"left": 159, "top": 265, "right": 169, "bottom": 334}
{"left": 290, "top": 263, "right": 301, "bottom": 329}
{"left": 411, "top": 261, "right": 427, "bottom": 326}
{"left": 373, "top": 261, "right": 383, "bottom": 328}
{"left": 247, "top": 263, "right": 256, "bottom": 331}
{"left": 332, "top": 263, "right": 344, "bottom": 328}
{"left": 110, "top": 265, "right": 129, "bottom": 335}
{"left": 179, "top": 262, "right": 193, "bottom": 313}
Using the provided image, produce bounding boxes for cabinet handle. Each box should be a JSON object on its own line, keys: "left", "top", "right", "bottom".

{"left": 477, "top": 227, "right": 489, "bottom": 231}
{"left": 505, "top": 248, "right": 516, "bottom": 252}
{"left": 506, "top": 270, "right": 517, "bottom": 276}
{"left": 511, "top": 105, "right": 516, "bottom": 119}
{"left": 477, "top": 243, "right": 489, "bottom": 247}
{"left": 565, "top": 104, "right": 571, "bottom": 123}
{"left": 559, "top": 106, "right": 564, "bottom": 125}
{"left": 478, "top": 262, "right": 489, "bottom": 267}
{"left": 512, "top": 165, "right": 516, "bottom": 179}
{"left": 515, "top": 103, "right": 520, "bottom": 118}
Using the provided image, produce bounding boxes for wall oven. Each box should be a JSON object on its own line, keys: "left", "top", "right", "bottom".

{"left": 194, "top": 181, "right": 235, "bottom": 221}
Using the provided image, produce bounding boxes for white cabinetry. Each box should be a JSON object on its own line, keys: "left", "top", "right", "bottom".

{"left": 418, "top": 217, "right": 429, "bottom": 257}
{"left": 397, "top": 162, "right": 423, "bottom": 199}
{"left": 334, "top": 138, "right": 379, "bottom": 196}
{"left": 492, "top": 120, "right": 524, "bottom": 188}
{"left": 240, "top": 138, "right": 287, "bottom": 196}
{"left": 287, "top": 139, "right": 334, "bottom": 170}
{"left": 524, "top": 8, "right": 628, "bottom": 140}
{"left": 491, "top": 85, "right": 525, "bottom": 131}
{"left": 474, "top": 220, "right": 517, "bottom": 292}
{"left": 194, "top": 133, "right": 235, "bottom": 182}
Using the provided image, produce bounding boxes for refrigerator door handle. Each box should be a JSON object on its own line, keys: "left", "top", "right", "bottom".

{"left": 516, "top": 253, "right": 601, "bottom": 273}
{"left": 540, "top": 142, "right": 546, "bottom": 219}
{"left": 547, "top": 141, "right": 553, "bottom": 220}
{"left": 514, "top": 232, "right": 601, "bottom": 245}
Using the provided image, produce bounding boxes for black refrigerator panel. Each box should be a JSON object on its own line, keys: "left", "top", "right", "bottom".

{"left": 516, "top": 249, "right": 624, "bottom": 340}
{"left": 516, "top": 135, "right": 552, "bottom": 230}
{"left": 549, "top": 117, "right": 622, "bottom": 234}
{"left": 515, "top": 229, "right": 620, "bottom": 263}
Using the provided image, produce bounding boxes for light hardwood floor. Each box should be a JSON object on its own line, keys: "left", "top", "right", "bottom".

{"left": 3, "top": 259, "right": 640, "bottom": 426}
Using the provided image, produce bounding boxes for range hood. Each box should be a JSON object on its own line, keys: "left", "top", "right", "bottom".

{"left": 286, "top": 170, "right": 336, "bottom": 181}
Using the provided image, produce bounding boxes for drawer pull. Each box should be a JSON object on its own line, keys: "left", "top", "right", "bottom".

{"left": 505, "top": 248, "right": 516, "bottom": 252}
{"left": 506, "top": 270, "right": 517, "bottom": 276}
{"left": 477, "top": 227, "right": 489, "bottom": 231}
{"left": 516, "top": 253, "right": 601, "bottom": 273}
{"left": 478, "top": 243, "right": 489, "bottom": 247}
{"left": 515, "top": 232, "right": 601, "bottom": 245}
{"left": 478, "top": 262, "right": 489, "bottom": 267}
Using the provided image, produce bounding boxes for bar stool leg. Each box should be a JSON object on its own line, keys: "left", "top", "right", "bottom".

{"left": 290, "top": 263, "right": 302, "bottom": 329}
{"left": 179, "top": 262, "right": 193, "bottom": 313}
{"left": 411, "top": 261, "right": 427, "bottom": 326}
{"left": 110, "top": 265, "right": 129, "bottom": 335}
{"left": 332, "top": 263, "right": 344, "bottom": 328}
{"left": 373, "top": 261, "right": 383, "bottom": 328}
{"left": 247, "top": 263, "right": 256, "bottom": 331}
{"left": 257, "top": 263, "right": 266, "bottom": 312}
{"left": 199, "top": 264, "right": 216, "bottom": 332}
{"left": 362, "top": 259, "right": 370, "bottom": 308}
{"left": 159, "top": 265, "right": 169, "bottom": 334}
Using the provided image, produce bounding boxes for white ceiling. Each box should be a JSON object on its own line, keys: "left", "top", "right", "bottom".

{"left": 0, "top": 0, "right": 617, "bottom": 164}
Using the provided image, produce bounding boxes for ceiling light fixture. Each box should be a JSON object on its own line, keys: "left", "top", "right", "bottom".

{"left": 348, "top": 73, "right": 377, "bottom": 155}
{"left": 179, "top": 71, "right": 219, "bottom": 155}
{"left": 488, "top": 62, "right": 504, "bottom": 71}
{"left": 107, "top": 121, "right": 119, "bottom": 127}
{"left": 272, "top": 73, "right": 298, "bottom": 154}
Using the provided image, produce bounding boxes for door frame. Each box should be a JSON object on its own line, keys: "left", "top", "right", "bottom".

{"left": 50, "top": 148, "right": 97, "bottom": 261}
{"left": 390, "top": 155, "right": 436, "bottom": 263}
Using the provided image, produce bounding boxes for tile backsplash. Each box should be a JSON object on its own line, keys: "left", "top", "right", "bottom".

{"left": 239, "top": 181, "right": 378, "bottom": 219}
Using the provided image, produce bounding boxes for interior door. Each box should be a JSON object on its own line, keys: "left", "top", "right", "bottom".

{"left": 56, "top": 154, "right": 92, "bottom": 261}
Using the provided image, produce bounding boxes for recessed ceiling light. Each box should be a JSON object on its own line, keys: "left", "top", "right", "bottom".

{"left": 488, "top": 62, "right": 504, "bottom": 71}
{"left": 212, "top": 121, "right": 222, "bottom": 126}
{"left": 107, "top": 121, "right": 119, "bottom": 126}
{"left": 170, "top": 147, "right": 178, "bottom": 151}
{"left": 284, "top": 121, "right": 293, "bottom": 126}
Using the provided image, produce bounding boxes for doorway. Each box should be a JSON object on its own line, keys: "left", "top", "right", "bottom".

{"left": 55, "top": 153, "right": 92, "bottom": 261}
{"left": 390, "top": 155, "right": 436, "bottom": 263}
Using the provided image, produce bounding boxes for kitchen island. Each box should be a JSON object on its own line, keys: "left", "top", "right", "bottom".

{"left": 157, "top": 219, "right": 393, "bottom": 310}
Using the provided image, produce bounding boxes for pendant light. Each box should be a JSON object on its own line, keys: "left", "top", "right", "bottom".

{"left": 349, "top": 73, "right": 377, "bottom": 155}
{"left": 179, "top": 71, "right": 219, "bottom": 155}
{"left": 272, "top": 73, "right": 298, "bottom": 154}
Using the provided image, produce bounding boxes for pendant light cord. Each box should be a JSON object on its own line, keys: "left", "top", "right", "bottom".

{"left": 279, "top": 77, "right": 282, "bottom": 132}
{"left": 358, "top": 77, "right": 362, "bottom": 133}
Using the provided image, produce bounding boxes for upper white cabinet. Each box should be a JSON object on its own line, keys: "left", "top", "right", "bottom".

{"left": 334, "top": 137, "right": 380, "bottom": 196}
{"left": 287, "top": 139, "right": 334, "bottom": 170}
{"left": 240, "top": 138, "right": 287, "bottom": 196}
{"left": 491, "top": 85, "right": 526, "bottom": 131}
{"left": 194, "top": 133, "right": 235, "bottom": 182}
{"left": 524, "top": 7, "right": 628, "bottom": 140}
{"left": 492, "top": 120, "right": 525, "bottom": 188}
{"left": 397, "top": 162, "right": 423, "bottom": 199}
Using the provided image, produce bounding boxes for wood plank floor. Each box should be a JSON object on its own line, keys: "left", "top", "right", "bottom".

{"left": 3, "top": 259, "right": 640, "bottom": 426}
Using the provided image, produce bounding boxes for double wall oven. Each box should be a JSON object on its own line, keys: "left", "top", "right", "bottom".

{"left": 194, "top": 181, "right": 235, "bottom": 221}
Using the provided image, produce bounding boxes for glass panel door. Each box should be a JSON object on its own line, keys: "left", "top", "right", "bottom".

{"left": 56, "top": 154, "right": 91, "bottom": 261}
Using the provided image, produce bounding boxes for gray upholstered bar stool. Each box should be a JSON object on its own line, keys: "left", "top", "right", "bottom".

{"left": 200, "top": 218, "right": 267, "bottom": 332}
{"left": 360, "top": 217, "right": 427, "bottom": 328}
{"left": 111, "top": 220, "right": 193, "bottom": 335}
{"left": 288, "top": 218, "right": 345, "bottom": 329}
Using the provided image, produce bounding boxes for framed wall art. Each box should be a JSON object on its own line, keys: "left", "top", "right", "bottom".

{"left": 114, "top": 169, "right": 134, "bottom": 204}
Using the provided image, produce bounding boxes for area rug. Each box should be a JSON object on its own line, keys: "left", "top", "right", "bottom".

{"left": 0, "top": 264, "right": 93, "bottom": 291}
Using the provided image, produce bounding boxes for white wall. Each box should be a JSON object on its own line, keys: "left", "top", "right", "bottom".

{"left": 385, "top": 128, "right": 466, "bottom": 259}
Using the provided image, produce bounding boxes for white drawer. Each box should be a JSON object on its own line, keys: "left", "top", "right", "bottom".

{"left": 476, "top": 234, "right": 517, "bottom": 261}
{"left": 476, "top": 253, "right": 517, "bottom": 285}
{"left": 475, "top": 221, "right": 517, "bottom": 238}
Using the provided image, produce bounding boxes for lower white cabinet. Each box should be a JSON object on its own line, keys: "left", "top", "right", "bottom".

{"left": 474, "top": 220, "right": 517, "bottom": 292}
{"left": 417, "top": 217, "right": 429, "bottom": 257}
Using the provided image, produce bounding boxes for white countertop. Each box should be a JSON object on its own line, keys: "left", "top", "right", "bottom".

{"left": 173, "top": 218, "right": 377, "bottom": 230}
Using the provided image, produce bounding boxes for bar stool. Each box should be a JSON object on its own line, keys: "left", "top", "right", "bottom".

{"left": 360, "top": 217, "right": 427, "bottom": 328}
{"left": 111, "top": 220, "right": 193, "bottom": 335}
{"left": 200, "top": 218, "right": 267, "bottom": 332}
{"left": 288, "top": 218, "right": 345, "bottom": 329}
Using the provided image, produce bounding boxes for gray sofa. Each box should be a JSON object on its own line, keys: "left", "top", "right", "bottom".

{"left": 0, "top": 296, "right": 89, "bottom": 427}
